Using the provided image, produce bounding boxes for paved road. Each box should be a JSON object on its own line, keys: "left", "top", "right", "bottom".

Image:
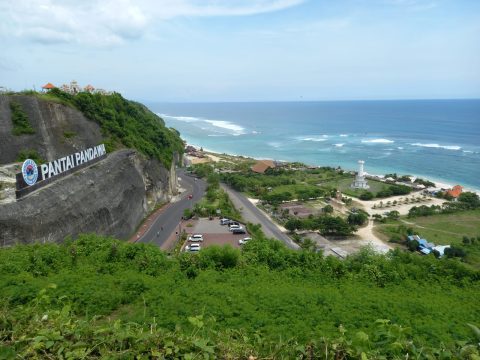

{"left": 138, "top": 169, "right": 206, "bottom": 246}
{"left": 221, "top": 184, "right": 299, "bottom": 249}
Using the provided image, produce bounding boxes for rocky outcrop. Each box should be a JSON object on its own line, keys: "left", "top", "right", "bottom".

{"left": 0, "top": 150, "right": 175, "bottom": 246}
{"left": 0, "top": 94, "right": 179, "bottom": 245}
{"left": 0, "top": 94, "right": 103, "bottom": 164}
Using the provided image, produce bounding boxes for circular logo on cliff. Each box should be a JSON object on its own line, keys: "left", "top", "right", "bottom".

{"left": 22, "top": 159, "right": 38, "bottom": 186}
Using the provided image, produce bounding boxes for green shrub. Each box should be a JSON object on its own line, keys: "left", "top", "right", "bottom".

{"left": 360, "top": 191, "right": 374, "bottom": 200}
{"left": 347, "top": 211, "right": 369, "bottom": 226}
{"left": 16, "top": 149, "right": 44, "bottom": 164}
{"left": 63, "top": 130, "right": 76, "bottom": 138}
{"left": 10, "top": 100, "right": 35, "bottom": 135}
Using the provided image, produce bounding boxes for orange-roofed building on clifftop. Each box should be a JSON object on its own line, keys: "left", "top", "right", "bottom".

{"left": 447, "top": 185, "right": 463, "bottom": 198}
{"left": 41, "top": 82, "right": 56, "bottom": 91}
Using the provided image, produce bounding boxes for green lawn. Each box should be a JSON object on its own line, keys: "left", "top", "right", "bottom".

{"left": 375, "top": 209, "right": 480, "bottom": 268}
{"left": 406, "top": 210, "right": 480, "bottom": 246}
{"left": 268, "top": 183, "right": 321, "bottom": 196}
{"left": 378, "top": 210, "right": 480, "bottom": 245}
{"left": 319, "top": 176, "right": 388, "bottom": 197}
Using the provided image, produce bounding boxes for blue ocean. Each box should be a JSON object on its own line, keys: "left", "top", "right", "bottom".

{"left": 147, "top": 100, "right": 480, "bottom": 191}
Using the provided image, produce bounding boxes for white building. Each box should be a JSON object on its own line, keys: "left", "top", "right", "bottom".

{"left": 351, "top": 160, "right": 370, "bottom": 189}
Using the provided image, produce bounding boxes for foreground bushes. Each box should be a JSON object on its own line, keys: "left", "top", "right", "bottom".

{"left": 0, "top": 234, "right": 479, "bottom": 358}
{"left": 3, "top": 296, "right": 479, "bottom": 359}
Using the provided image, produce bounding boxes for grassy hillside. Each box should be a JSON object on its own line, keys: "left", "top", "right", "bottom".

{"left": 375, "top": 209, "right": 480, "bottom": 268}
{"left": 39, "top": 88, "right": 184, "bottom": 167}
{"left": 1, "top": 233, "right": 479, "bottom": 358}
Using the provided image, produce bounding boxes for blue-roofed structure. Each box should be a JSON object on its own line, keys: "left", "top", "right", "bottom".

{"left": 407, "top": 235, "right": 421, "bottom": 242}
{"left": 406, "top": 234, "right": 451, "bottom": 257}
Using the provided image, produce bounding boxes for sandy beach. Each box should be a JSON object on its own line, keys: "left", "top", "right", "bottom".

{"left": 187, "top": 144, "right": 479, "bottom": 195}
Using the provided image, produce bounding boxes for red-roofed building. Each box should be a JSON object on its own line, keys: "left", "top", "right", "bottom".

{"left": 41, "top": 82, "right": 56, "bottom": 91}
{"left": 251, "top": 160, "right": 276, "bottom": 174}
{"left": 447, "top": 185, "right": 463, "bottom": 198}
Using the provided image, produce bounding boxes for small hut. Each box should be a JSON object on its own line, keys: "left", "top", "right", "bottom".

{"left": 41, "top": 82, "right": 56, "bottom": 92}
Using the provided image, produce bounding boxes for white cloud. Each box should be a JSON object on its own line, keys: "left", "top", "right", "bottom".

{"left": 0, "top": 0, "right": 304, "bottom": 46}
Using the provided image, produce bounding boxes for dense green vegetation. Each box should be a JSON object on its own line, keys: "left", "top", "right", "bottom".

{"left": 186, "top": 165, "right": 240, "bottom": 220}
{"left": 220, "top": 166, "right": 412, "bottom": 202}
{"left": 221, "top": 169, "right": 299, "bottom": 196}
{"left": 9, "top": 100, "right": 35, "bottom": 136}
{"left": 40, "top": 88, "right": 184, "bottom": 167}
{"left": 285, "top": 215, "right": 354, "bottom": 236}
{"left": 408, "top": 192, "right": 480, "bottom": 218}
{"left": 1, "top": 234, "right": 479, "bottom": 358}
{"left": 384, "top": 173, "right": 435, "bottom": 188}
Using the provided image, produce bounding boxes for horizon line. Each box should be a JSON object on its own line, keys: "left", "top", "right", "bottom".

{"left": 142, "top": 97, "right": 480, "bottom": 104}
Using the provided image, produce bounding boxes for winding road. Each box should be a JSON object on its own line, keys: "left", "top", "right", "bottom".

{"left": 138, "top": 169, "right": 206, "bottom": 247}
{"left": 136, "top": 169, "right": 297, "bottom": 250}
{"left": 221, "top": 184, "right": 299, "bottom": 249}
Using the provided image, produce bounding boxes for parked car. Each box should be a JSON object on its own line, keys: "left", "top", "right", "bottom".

{"left": 231, "top": 227, "right": 246, "bottom": 234}
{"left": 188, "top": 234, "right": 204, "bottom": 242}
{"left": 238, "top": 237, "right": 252, "bottom": 245}
{"left": 229, "top": 224, "right": 241, "bottom": 231}
{"left": 220, "top": 218, "right": 230, "bottom": 225}
{"left": 186, "top": 243, "right": 201, "bottom": 252}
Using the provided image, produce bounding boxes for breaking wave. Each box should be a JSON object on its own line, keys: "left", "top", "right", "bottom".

{"left": 158, "top": 113, "right": 246, "bottom": 135}
{"left": 158, "top": 114, "right": 200, "bottom": 122}
{"left": 361, "top": 138, "right": 395, "bottom": 144}
{"left": 296, "top": 135, "right": 328, "bottom": 142}
{"left": 410, "top": 143, "right": 461, "bottom": 151}
{"left": 204, "top": 120, "right": 246, "bottom": 135}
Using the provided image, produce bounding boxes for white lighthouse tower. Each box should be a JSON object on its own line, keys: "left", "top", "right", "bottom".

{"left": 351, "top": 160, "right": 370, "bottom": 189}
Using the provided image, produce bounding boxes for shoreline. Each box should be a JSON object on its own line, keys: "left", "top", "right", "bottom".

{"left": 186, "top": 142, "right": 480, "bottom": 195}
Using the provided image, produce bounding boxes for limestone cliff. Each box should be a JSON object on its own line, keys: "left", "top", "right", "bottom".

{"left": 0, "top": 94, "right": 180, "bottom": 245}
{"left": 0, "top": 94, "right": 103, "bottom": 164}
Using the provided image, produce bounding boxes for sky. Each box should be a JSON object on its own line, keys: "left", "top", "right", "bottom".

{"left": 0, "top": 0, "right": 479, "bottom": 102}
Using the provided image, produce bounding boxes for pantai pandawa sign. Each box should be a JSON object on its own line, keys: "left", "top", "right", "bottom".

{"left": 39, "top": 144, "right": 106, "bottom": 182}
{"left": 16, "top": 144, "right": 107, "bottom": 198}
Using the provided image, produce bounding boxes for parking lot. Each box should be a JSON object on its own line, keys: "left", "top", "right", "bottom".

{"left": 182, "top": 218, "right": 250, "bottom": 251}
